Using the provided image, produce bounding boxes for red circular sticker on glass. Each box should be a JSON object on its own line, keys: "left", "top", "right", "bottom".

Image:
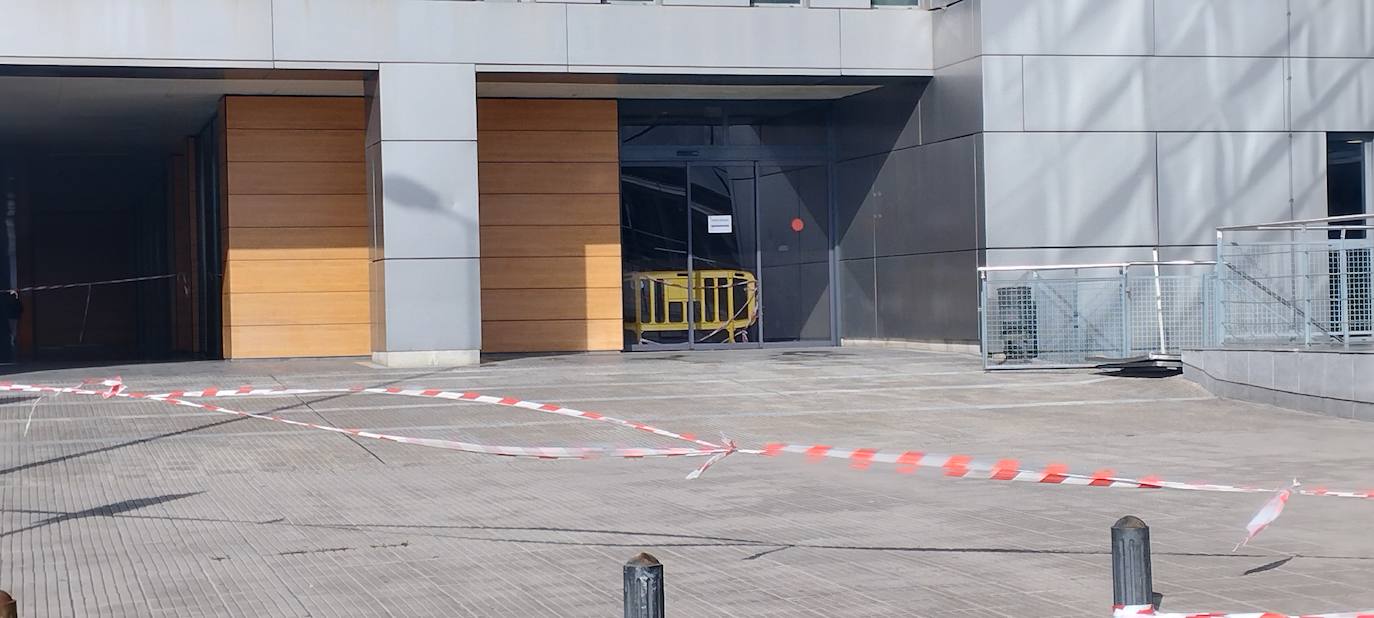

{"left": 790, "top": 217, "right": 805, "bottom": 232}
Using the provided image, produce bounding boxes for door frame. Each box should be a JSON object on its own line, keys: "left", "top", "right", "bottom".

{"left": 621, "top": 152, "right": 837, "bottom": 352}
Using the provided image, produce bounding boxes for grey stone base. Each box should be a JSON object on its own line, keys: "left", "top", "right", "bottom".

{"left": 1183, "top": 348, "right": 1374, "bottom": 421}
{"left": 372, "top": 349, "right": 480, "bottom": 368}
{"left": 841, "top": 338, "right": 980, "bottom": 355}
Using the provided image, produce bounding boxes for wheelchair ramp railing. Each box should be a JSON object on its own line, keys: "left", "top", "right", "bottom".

{"left": 1216, "top": 215, "right": 1373, "bottom": 347}
{"left": 978, "top": 262, "right": 1216, "bottom": 370}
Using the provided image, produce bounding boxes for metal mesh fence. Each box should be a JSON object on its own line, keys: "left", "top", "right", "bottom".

{"left": 980, "top": 264, "right": 1213, "bottom": 369}
{"left": 1216, "top": 237, "right": 1374, "bottom": 345}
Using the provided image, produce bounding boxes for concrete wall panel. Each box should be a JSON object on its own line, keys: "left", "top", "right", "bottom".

{"left": 982, "top": 55, "right": 1023, "bottom": 132}
{"left": 1156, "top": 132, "right": 1293, "bottom": 246}
{"left": 567, "top": 5, "right": 840, "bottom": 70}
{"left": 1291, "top": 0, "right": 1374, "bottom": 58}
{"left": 272, "top": 0, "right": 569, "bottom": 65}
{"left": 919, "top": 56, "right": 982, "bottom": 143}
{"left": 1291, "top": 132, "right": 1331, "bottom": 221}
{"left": 1153, "top": 0, "right": 1288, "bottom": 57}
{"left": 378, "top": 141, "right": 481, "bottom": 260}
{"left": 875, "top": 251, "right": 979, "bottom": 341}
{"left": 983, "top": 132, "right": 1157, "bottom": 249}
{"left": 1149, "top": 57, "right": 1286, "bottom": 131}
{"left": 839, "top": 257, "right": 878, "bottom": 340}
{"left": 378, "top": 64, "right": 477, "bottom": 142}
{"left": 832, "top": 82, "right": 924, "bottom": 162}
{"left": 840, "top": 10, "right": 935, "bottom": 72}
{"left": 1023, "top": 57, "right": 1284, "bottom": 132}
{"left": 981, "top": 0, "right": 1153, "bottom": 56}
{"left": 932, "top": 0, "right": 981, "bottom": 69}
{"left": 1291, "top": 59, "right": 1374, "bottom": 132}
{"left": 380, "top": 258, "right": 482, "bottom": 351}
{"left": 1023, "top": 56, "right": 1147, "bottom": 132}
{"left": 0, "top": 0, "right": 273, "bottom": 62}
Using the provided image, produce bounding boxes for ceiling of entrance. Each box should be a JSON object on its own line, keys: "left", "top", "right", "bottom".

{"left": 0, "top": 76, "right": 363, "bottom": 152}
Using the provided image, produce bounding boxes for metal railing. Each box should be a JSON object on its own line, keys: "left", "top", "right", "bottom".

{"left": 978, "top": 261, "right": 1216, "bottom": 370}
{"left": 1215, "top": 214, "right": 1373, "bottom": 347}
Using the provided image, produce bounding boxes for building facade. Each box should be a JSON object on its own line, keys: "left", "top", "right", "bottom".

{"left": 0, "top": 0, "right": 1367, "bottom": 366}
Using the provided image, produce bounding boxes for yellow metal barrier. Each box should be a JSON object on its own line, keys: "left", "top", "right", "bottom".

{"left": 627, "top": 270, "right": 758, "bottom": 343}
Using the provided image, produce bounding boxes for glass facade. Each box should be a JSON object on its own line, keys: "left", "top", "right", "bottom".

{"left": 619, "top": 100, "right": 834, "bottom": 350}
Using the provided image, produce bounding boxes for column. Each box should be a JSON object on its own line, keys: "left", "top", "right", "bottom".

{"left": 367, "top": 63, "right": 481, "bottom": 367}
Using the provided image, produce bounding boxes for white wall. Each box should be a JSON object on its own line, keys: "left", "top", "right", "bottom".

{"left": 0, "top": 0, "right": 934, "bottom": 76}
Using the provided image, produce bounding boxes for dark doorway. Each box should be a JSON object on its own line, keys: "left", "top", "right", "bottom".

{"left": 618, "top": 100, "right": 835, "bottom": 350}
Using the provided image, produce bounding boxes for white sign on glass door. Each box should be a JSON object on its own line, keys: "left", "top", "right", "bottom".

{"left": 707, "top": 215, "right": 732, "bottom": 234}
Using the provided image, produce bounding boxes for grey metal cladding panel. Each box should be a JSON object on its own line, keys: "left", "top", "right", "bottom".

{"left": 835, "top": 154, "right": 882, "bottom": 261}
{"left": 983, "top": 247, "right": 1154, "bottom": 268}
{"left": 0, "top": 0, "right": 273, "bottom": 61}
{"left": 1291, "top": 0, "right": 1374, "bottom": 58}
{"left": 381, "top": 258, "right": 482, "bottom": 351}
{"left": 871, "top": 138, "right": 978, "bottom": 257}
{"left": 1291, "top": 132, "right": 1330, "bottom": 221}
{"left": 271, "top": 0, "right": 568, "bottom": 64}
{"left": 378, "top": 64, "right": 477, "bottom": 142}
{"left": 981, "top": 0, "right": 1152, "bottom": 56}
{"left": 982, "top": 132, "right": 1157, "bottom": 249}
{"left": 1156, "top": 133, "right": 1293, "bottom": 246}
{"left": 1291, "top": 59, "right": 1374, "bottom": 132}
{"left": 875, "top": 251, "right": 979, "bottom": 341}
{"left": 379, "top": 141, "right": 481, "bottom": 260}
{"left": 982, "top": 55, "right": 1024, "bottom": 132}
{"left": 1023, "top": 57, "right": 1285, "bottom": 132}
{"left": 1153, "top": 0, "right": 1287, "bottom": 57}
{"left": 1149, "top": 57, "right": 1286, "bottom": 131}
{"left": 932, "top": 0, "right": 982, "bottom": 69}
{"left": 839, "top": 10, "right": 935, "bottom": 72}
{"left": 832, "top": 82, "right": 924, "bottom": 162}
{"left": 566, "top": 5, "right": 840, "bottom": 70}
{"left": 1023, "top": 56, "right": 1148, "bottom": 132}
{"left": 839, "top": 257, "right": 878, "bottom": 340}
{"left": 919, "top": 56, "right": 983, "bottom": 144}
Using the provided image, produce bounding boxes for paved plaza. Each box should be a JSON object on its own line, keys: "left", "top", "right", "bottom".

{"left": 2, "top": 348, "right": 1374, "bottom": 617}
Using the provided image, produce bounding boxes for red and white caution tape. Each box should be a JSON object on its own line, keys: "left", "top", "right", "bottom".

{"left": 1236, "top": 483, "right": 1295, "bottom": 550}
{"left": 1114, "top": 604, "right": 1374, "bottom": 617}
{"left": 760, "top": 443, "right": 1274, "bottom": 494}
{"left": 0, "top": 382, "right": 729, "bottom": 463}
{"left": 144, "top": 385, "right": 729, "bottom": 452}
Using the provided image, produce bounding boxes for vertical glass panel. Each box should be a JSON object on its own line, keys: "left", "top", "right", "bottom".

{"left": 688, "top": 165, "right": 758, "bottom": 345}
{"left": 758, "top": 164, "right": 832, "bottom": 343}
{"left": 621, "top": 165, "right": 691, "bottom": 347}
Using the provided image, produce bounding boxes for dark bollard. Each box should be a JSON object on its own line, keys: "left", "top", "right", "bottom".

{"left": 1111, "top": 516, "right": 1154, "bottom": 609}
{"left": 0, "top": 590, "right": 15, "bottom": 618}
{"left": 624, "top": 552, "right": 664, "bottom": 618}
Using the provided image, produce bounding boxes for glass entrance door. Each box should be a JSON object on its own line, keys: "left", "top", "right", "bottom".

{"left": 689, "top": 165, "right": 758, "bottom": 346}
{"left": 621, "top": 161, "right": 830, "bottom": 350}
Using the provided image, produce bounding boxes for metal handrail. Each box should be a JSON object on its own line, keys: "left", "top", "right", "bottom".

{"left": 1218, "top": 213, "right": 1372, "bottom": 232}
{"left": 978, "top": 260, "right": 1215, "bottom": 275}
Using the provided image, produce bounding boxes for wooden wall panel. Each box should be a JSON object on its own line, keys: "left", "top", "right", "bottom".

{"left": 477, "top": 99, "right": 622, "bottom": 353}
{"left": 221, "top": 96, "right": 369, "bottom": 358}
{"left": 227, "top": 129, "right": 365, "bottom": 163}
{"left": 226, "top": 97, "right": 366, "bottom": 131}
{"left": 479, "top": 162, "right": 619, "bottom": 195}
{"left": 481, "top": 319, "right": 622, "bottom": 353}
{"left": 476, "top": 99, "right": 617, "bottom": 132}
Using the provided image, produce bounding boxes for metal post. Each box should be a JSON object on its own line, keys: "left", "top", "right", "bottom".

{"left": 1339, "top": 233, "right": 1352, "bottom": 349}
{"left": 1300, "top": 247, "right": 1312, "bottom": 346}
{"left": 1111, "top": 516, "right": 1154, "bottom": 609}
{"left": 624, "top": 552, "right": 664, "bottom": 618}
{"left": 1120, "top": 266, "right": 1132, "bottom": 358}
{"left": 978, "top": 272, "right": 989, "bottom": 369}
{"left": 0, "top": 589, "right": 15, "bottom": 618}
